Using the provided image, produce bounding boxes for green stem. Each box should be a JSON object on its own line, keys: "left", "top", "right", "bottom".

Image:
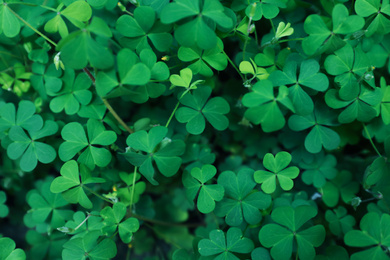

{"left": 83, "top": 185, "right": 114, "bottom": 204}
{"left": 74, "top": 213, "right": 91, "bottom": 231}
{"left": 129, "top": 167, "right": 138, "bottom": 213}
{"left": 277, "top": 38, "right": 304, "bottom": 43}
{"left": 7, "top": 2, "right": 58, "bottom": 12}
{"left": 7, "top": 6, "right": 57, "bottom": 47}
{"left": 363, "top": 123, "right": 382, "bottom": 157}
{"left": 165, "top": 100, "right": 180, "bottom": 128}
{"left": 220, "top": 47, "right": 245, "bottom": 81}
{"left": 270, "top": 19, "right": 276, "bottom": 34}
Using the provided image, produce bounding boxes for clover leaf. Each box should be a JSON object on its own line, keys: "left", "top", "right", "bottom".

{"left": 0, "top": 237, "right": 26, "bottom": 260}
{"left": 324, "top": 43, "right": 374, "bottom": 100}
{"left": 198, "top": 227, "right": 254, "bottom": 259}
{"left": 269, "top": 58, "right": 329, "bottom": 115}
{"left": 116, "top": 172, "right": 146, "bottom": 206}
{"left": 116, "top": 6, "right": 173, "bottom": 52}
{"left": 49, "top": 70, "right": 92, "bottom": 115}
{"left": 215, "top": 168, "right": 271, "bottom": 226}
{"left": 63, "top": 211, "right": 103, "bottom": 237}
{"left": 50, "top": 160, "right": 105, "bottom": 209}
{"left": 0, "top": 63, "right": 32, "bottom": 96}
{"left": 30, "top": 63, "right": 63, "bottom": 99}
{"left": 95, "top": 48, "right": 152, "bottom": 103}
{"left": 288, "top": 104, "right": 340, "bottom": 154}
{"left": 62, "top": 231, "right": 117, "bottom": 260}
{"left": 254, "top": 151, "right": 299, "bottom": 194}
{"left": 178, "top": 38, "right": 228, "bottom": 77}
{"left": 232, "top": 0, "right": 287, "bottom": 21}
{"left": 242, "top": 79, "right": 294, "bottom": 132}
{"left": 59, "top": 119, "right": 117, "bottom": 170}
{"left": 182, "top": 164, "right": 224, "bottom": 214}
{"left": 380, "top": 77, "right": 390, "bottom": 124}
{"left": 355, "top": 0, "right": 390, "bottom": 36}
{"left": 175, "top": 86, "right": 230, "bottom": 135}
{"left": 325, "top": 206, "right": 355, "bottom": 237}
{"left": 25, "top": 230, "right": 67, "bottom": 259}
{"left": 26, "top": 178, "right": 73, "bottom": 229}
{"left": 302, "top": 4, "right": 365, "bottom": 55}
{"left": 239, "top": 59, "right": 268, "bottom": 82}
{"left": 122, "top": 126, "right": 185, "bottom": 185}
{"left": 7, "top": 120, "right": 58, "bottom": 172}
{"left": 0, "top": 1, "right": 21, "bottom": 38}
{"left": 100, "top": 202, "right": 140, "bottom": 243}
{"left": 259, "top": 205, "right": 326, "bottom": 260}
{"left": 160, "top": 0, "right": 233, "bottom": 49}
{"left": 0, "top": 191, "right": 8, "bottom": 218}
{"left": 345, "top": 212, "right": 390, "bottom": 260}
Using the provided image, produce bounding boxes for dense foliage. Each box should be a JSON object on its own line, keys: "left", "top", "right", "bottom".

{"left": 1, "top": 0, "right": 390, "bottom": 259}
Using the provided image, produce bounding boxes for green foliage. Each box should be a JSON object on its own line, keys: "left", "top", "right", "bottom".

{"left": 0, "top": 237, "right": 26, "bottom": 260}
{"left": 0, "top": 191, "right": 8, "bottom": 218}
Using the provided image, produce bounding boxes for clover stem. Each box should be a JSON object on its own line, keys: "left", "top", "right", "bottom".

{"left": 83, "top": 185, "right": 114, "bottom": 204}
{"left": 165, "top": 100, "right": 180, "bottom": 128}
{"left": 362, "top": 123, "right": 382, "bottom": 157}
{"left": 7, "top": 6, "right": 57, "bottom": 47}
{"left": 277, "top": 38, "right": 304, "bottom": 43}
{"left": 270, "top": 19, "right": 276, "bottom": 34}
{"left": 74, "top": 213, "right": 91, "bottom": 231}
{"left": 108, "top": 231, "right": 119, "bottom": 239}
{"left": 129, "top": 166, "right": 138, "bottom": 213}
{"left": 219, "top": 47, "right": 245, "bottom": 81}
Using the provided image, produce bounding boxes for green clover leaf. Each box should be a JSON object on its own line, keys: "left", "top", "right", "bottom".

{"left": 50, "top": 160, "right": 105, "bottom": 209}
{"left": 7, "top": 120, "right": 58, "bottom": 172}
{"left": 345, "top": 212, "right": 390, "bottom": 260}
{"left": 30, "top": 63, "right": 63, "bottom": 99}
{"left": 302, "top": 4, "right": 365, "bottom": 55}
{"left": 59, "top": 119, "right": 117, "bottom": 170}
{"left": 0, "top": 63, "right": 32, "bottom": 96}
{"left": 95, "top": 48, "right": 152, "bottom": 103}
{"left": 242, "top": 79, "right": 294, "bottom": 132}
{"left": 299, "top": 152, "right": 338, "bottom": 188}
{"left": 239, "top": 59, "right": 268, "bottom": 82}
{"left": 44, "top": 1, "right": 92, "bottom": 38}
{"left": 324, "top": 43, "right": 373, "bottom": 100}
{"left": 259, "top": 205, "right": 325, "bottom": 260}
{"left": 160, "top": 0, "right": 233, "bottom": 49}
{"left": 49, "top": 70, "right": 92, "bottom": 115}
{"left": 232, "top": 0, "right": 287, "bottom": 21}
{"left": 325, "top": 206, "right": 356, "bottom": 237}
{"left": 254, "top": 151, "right": 299, "bottom": 194}
{"left": 56, "top": 17, "right": 113, "bottom": 70}
{"left": 116, "top": 6, "right": 173, "bottom": 52}
{"left": 0, "top": 1, "right": 21, "bottom": 38}
{"left": 26, "top": 178, "right": 73, "bottom": 229}
{"left": 122, "top": 126, "right": 185, "bottom": 185}
{"left": 0, "top": 191, "right": 8, "bottom": 218}
{"left": 0, "top": 237, "right": 26, "bottom": 260}
{"left": 116, "top": 172, "right": 146, "bottom": 206}
{"left": 62, "top": 231, "right": 117, "bottom": 260}
{"left": 182, "top": 164, "right": 224, "bottom": 214}
{"left": 198, "top": 227, "right": 254, "bottom": 259}
{"left": 175, "top": 86, "right": 230, "bottom": 135}
{"left": 269, "top": 58, "right": 329, "bottom": 115}
{"left": 25, "top": 230, "right": 67, "bottom": 259}
{"left": 355, "top": 0, "right": 390, "bottom": 36}
{"left": 380, "top": 77, "right": 390, "bottom": 124}
{"left": 178, "top": 38, "right": 228, "bottom": 77}
{"left": 100, "top": 202, "right": 140, "bottom": 243}
{"left": 63, "top": 211, "right": 102, "bottom": 237}
{"left": 215, "top": 168, "right": 271, "bottom": 226}
{"left": 288, "top": 104, "right": 340, "bottom": 154}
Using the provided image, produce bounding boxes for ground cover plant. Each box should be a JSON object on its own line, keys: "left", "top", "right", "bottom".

{"left": 1, "top": 0, "right": 390, "bottom": 259}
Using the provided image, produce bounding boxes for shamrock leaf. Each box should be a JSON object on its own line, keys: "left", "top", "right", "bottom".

{"left": 116, "top": 172, "right": 146, "bottom": 206}
{"left": 0, "top": 237, "right": 26, "bottom": 260}
{"left": 345, "top": 212, "right": 390, "bottom": 260}
{"left": 56, "top": 17, "right": 114, "bottom": 70}
{"left": 254, "top": 151, "right": 299, "bottom": 194}
{"left": 26, "top": 178, "right": 73, "bottom": 229}
{"left": 288, "top": 103, "right": 340, "bottom": 154}
{"left": 95, "top": 48, "right": 152, "bottom": 103}
{"left": 0, "top": 191, "right": 8, "bottom": 218}
{"left": 269, "top": 59, "right": 329, "bottom": 115}
{"left": 178, "top": 38, "right": 228, "bottom": 77}
{"left": 25, "top": 230, "right": 67, "bottom": 259}
{"left": 182, "top": 164, "right": 224, "bottom": 214}
{"left": 274, "top": 22, "right": 294, "bottom": 40}
{"left": 355, "top": 0, "right": 390, "bottom": 36}
{"left": 0, "top": 1, "right": 21, "bottom": 37}
{"left": 239, "top": 59, "right": 268, "bottom": 82}
{"left": 62, "top": 231, "right": 117, "bottom": 260}
{"left": 0, "top": 63, "right": 32, "bottom": 96}
{"left": 325, "top": 86, "right": 382, "bottom": 124}
{"left": 215, "top": 168, "right": 271, "bottom": 226}
{"left": 198, "top": 227, "right": 254, "bottom": 259}
{"left": 175, "top": 86, "right": 230, "bottom": 135}
{"left": 63, "top": 211, "right": 103, "bottom": 237}
{"left": 160, "top": 0, "right": 233, "bottom": 49}
{"left": 242, "top": 79, "right": 294, "bottom": 132}
{"left": 30, "top": 63, "right": 63, "bottom": 99}
{"left": 232, "top": 0, "right": 287, "bottom": 21}
{"left": 7, "top": 120, "right": 58, "bottom": 172}
{"left": 259, "top": 205, "right": 326, "bottom": 260}
{"left": 169, "top": 68, "right": 205, "bottom": 97}
{"left": 122, "top": 126, "right": 185, "bottom": 185}
{"left": 324, "top": 43, "right": 374, "bottom": 100}
{"left": 302, "top": 4, "right": 365, "bottom": 55}
{"left": 49, "top": 70, "right": 92, "bottom": 115}
{"left": 299, "top": 152, "right": 338, "bottom": 188}
{"left": 380, "top": 77, "right": 390, "bottom": 125}
{"left": 116, "top": 6, "right": 173, "bottom": 52}
{"left": 44, "top": 1, "right": 92, "bottom": 38}
{"left": 59, "top": 119, "right": 117, "bottom": 170}
{"left": 50, "top": 160, "right": 105, "bottom": 209}
{"left": 325, "top": 206, "right": 355, "bottom": 237}
{"left": 100, "top": 202, "right": 140, "bottom": 243}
